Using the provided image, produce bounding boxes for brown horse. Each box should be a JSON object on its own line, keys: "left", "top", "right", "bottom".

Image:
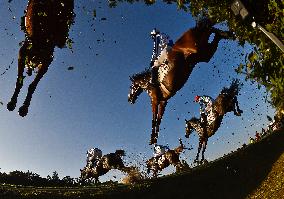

{"left": 80, "top": 150, "right": 134, "bottom": 183}
{"left": 185, "top": 79, "right": 243, "bottom": 164}
{"left": 128, "top": 18, "right": 235, "bottom": 144}
{"left": 146, "top": 138, "right": 189, "bottom": 178}
{"left": 7, "top": 0, "right": 75, "bottom": 117}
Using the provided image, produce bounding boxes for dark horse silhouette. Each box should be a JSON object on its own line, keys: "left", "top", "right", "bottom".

{"left": 128, "top": 19, "right": 235, "bottom": 144}
{"left": 7, "top": 0, "right": 75, "bottom": 117}
{"left": 80, "top": 150, "right": 134, "bottom": 183}
{"left": 146, "top": 139, "right": 189, "bottom": 178}
{"left": 185, "top": 79, "right": 243, "bottom": 164}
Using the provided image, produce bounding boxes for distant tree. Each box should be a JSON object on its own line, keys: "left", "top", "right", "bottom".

{"left": 109, "top": 0, "right": 284, "bottom": 116}
{"left": 51, "top": 171, "right": 60, "bottom": 181}
{"left": 62, "top": 176, "right": 75, "bottom": 186}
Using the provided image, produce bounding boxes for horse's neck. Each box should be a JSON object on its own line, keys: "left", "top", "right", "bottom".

{"left": 191, "top": 121, "right": 204, "bottom": 136}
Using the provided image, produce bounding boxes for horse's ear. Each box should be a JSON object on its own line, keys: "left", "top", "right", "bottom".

{"left": 185, "top": 119, "right": 188, "bottom": 122}
{"left": 129, "top": 76, "right": 134, "bottom": 81}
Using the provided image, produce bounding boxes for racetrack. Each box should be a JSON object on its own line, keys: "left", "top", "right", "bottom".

{"left": 1, "top": 128, "right": 283, "bottom": 199}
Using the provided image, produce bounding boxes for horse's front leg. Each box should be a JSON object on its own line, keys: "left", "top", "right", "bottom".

{"left": 95, "top": 177, "right": 100, "bottom": 184}
{"left": 150, "top": 100, "right": 159, "bottom": 145}
{"left": 200, "top": 138, "right": 208, "bottom": 163}
{"left": 7, "top": 44, "right": 27, "bottom": 111}
{"left": 194, "top": 137, "right": 203, "bottom": 163}
{"left": 156, "top": 101, "right": 167, "bottom": 138}
{"left": 19, "top": 62, "right": 49, "bottom": 117}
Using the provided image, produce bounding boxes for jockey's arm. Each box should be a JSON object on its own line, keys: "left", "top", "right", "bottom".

{"left": 150, "top": 35, "right": 161, "bottom": 64}
{"left": 153, "top": 48, "right": 168, "bottom": 68}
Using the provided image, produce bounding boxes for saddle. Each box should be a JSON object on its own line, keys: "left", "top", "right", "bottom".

{"left": 157, "top": 59, "right": 171, "bottom": 83}
{"left": 206, "top": 108, "right": 216, "bottom": 125}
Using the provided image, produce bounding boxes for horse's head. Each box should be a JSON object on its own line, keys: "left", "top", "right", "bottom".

{"left": 80, "top": 167, "right": 88, "bottom": 182}
{"left": 128, "top": 76, "right": 143, "bottom": 104}
{"left": 185, "top": 119, "right": 194, "bottom": 138}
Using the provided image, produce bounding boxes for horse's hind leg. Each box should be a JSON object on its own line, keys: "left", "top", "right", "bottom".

{"left": 19, "top": 62, "right": 49, "bottom": 117}
{"left": 194, "top": 138, "right": 203, "bottom": 163}
{"left": 7, "top": 43, "right": 27, "bottom": 111}
{"left": 200, "top": 138, "right": 208, "bottom": 163}
{"left": 233, "top": 96, "right": 243, "bottom": 116}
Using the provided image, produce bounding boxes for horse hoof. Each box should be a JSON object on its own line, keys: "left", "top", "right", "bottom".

{"left": 19, "top": 105, "right": 29, "bottom": 117}
{"left": 7, "top": 101, "right": 17, "bottom": 111}
{"left": 185, "top": 134, "right": 189, "bottom": 138}
{"left": 202, "top": 159, "right": 208, "bottom": 165}
{"left": 234, "top": 112, "right": 241, "bottom": 116}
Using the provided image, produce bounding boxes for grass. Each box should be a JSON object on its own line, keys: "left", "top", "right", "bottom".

{"left": 1, "top": 128, "right": 283, "bottom": 199}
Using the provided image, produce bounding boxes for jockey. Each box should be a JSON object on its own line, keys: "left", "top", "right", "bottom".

{"left": 194, "top": 95, "right": 214, "bottom": 124}
{"left": 86, "top": 148, "right": 102, "bottom": 169}
{"left": 153, "top": 144, "right": 170, "bottom": 158}
{"left": 150, "top": 28, "right": 174, "bottom": 85}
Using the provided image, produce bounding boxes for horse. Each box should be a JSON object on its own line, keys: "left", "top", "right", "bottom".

{"left": 128, "top": 18, "right": 235, "bottom": 144}
{"left": 185, "top": 79, "right": 243, "bottom": 164}
{"left": 80, "top": 149, "right": 134, "bottom": 183}
{"left": 7, "top": 0, "right": 75, "bottom": 117}
{"left": 146, "top": 138, "right": 189, "bottom": 178}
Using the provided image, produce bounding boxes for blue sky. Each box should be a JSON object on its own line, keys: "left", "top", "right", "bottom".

{"left": 0, "top": 0, "right": 275, "bottom": 181}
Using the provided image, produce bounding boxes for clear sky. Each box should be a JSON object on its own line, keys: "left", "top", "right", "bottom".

{"left": 0, "top": 0, "right": 275, "bottom": 181}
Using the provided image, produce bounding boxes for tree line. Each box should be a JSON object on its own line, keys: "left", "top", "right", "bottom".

{"left": 0, "top": 170, "right": 92, "bottom": 187}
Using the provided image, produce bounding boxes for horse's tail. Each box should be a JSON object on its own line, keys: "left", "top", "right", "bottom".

{"left": 222, "top": 78, "right": 241, "bottom": 98}
{"left": 115, "top": 149, "right": 125, "bottom": 157}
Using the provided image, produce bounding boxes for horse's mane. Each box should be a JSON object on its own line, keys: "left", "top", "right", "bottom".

{"left": 130, "top": 68, "right": 151, "bottom": 81}
{"left": 189, "top": 117, "right": 199, "bottom": 122}
{"left": 115, "top": 149, "right": 125, "bottom": 156}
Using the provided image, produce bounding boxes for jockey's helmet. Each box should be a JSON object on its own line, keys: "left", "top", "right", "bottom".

{"left": 194, "top": 95, "right": 200, "bottom": 102}
{"left": 150, "top": 28, "right": 160, "bottom": 39}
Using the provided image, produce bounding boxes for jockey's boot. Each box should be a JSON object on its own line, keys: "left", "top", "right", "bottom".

{"left": 26, "top": 67, "right": 32, "bottom": 76}
{"left": 150, "top": 67, "right": 159, "bottom": 87}
{"left": 200, "top": 113, "right": 208, "bottom": 133}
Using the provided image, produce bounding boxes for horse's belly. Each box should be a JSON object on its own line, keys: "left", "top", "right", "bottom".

{"left": 25, "top": 0, "right": 73, "bottom": 46}
{"left": 160, "top": 62, "right": 192, "bottom": 96}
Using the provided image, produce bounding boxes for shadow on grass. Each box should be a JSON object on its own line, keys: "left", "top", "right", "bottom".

{"left": 120, "top": 130, "right": 284, "bottom": 199}
{"left": 0, "top": 130, "right": 283, "bottom": 199}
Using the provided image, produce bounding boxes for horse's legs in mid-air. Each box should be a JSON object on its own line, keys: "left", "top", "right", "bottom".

{"left": 150, "top": 100, "right": 167, "bottom": 144}
{"left": 195, "top": 136, "right": 207, "bottom": 163}
{"left": 198, "top": 29, "right": 232, "bottom": 63}
{"left": 19, "top": 61, "right": 50, "bottom": 117}
{"left": 194, "top": 137, "right": 203, "bottom": 163}
{"left": 7, "top": 43, "right": 27, "bottom": 111}
{"left": 156, "top": 100, "right": 167, "bottom": 138}
{"left": 200, "top": 137, "right": 208, "bottom": 163}
{"left": 151, "top": 100, "right": 159, "bottom": 144}
{"left": 94, "top": 176, "right": 100, "bottom": 184}
{"left": 233, "top": 96, "right": 243, "bottom": 116}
